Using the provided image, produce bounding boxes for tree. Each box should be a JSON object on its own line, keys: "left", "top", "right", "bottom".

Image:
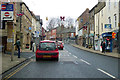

{"left": 46, "top": 17, "right": 75, "bottom": 31}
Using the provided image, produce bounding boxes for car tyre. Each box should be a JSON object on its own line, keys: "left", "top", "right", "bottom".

{"left": 36, "top": 57, "right": 39, "bottom": 61}
{"left": 55, "top": 58, "right": 59, "bottom": 61}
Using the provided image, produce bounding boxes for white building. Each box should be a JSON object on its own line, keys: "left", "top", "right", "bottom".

{"left": 94, "top": 0, "right": 119, "bottom": 52}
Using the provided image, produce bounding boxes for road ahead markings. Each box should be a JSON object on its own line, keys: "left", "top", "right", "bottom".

{"left": 97, "top": 68, "right": 116, "bottom": 79}
{"left": 80, "top": 59, "right": 91, "bottom": 65}
{"left": 73, "top": 55, "right": 77, "bottom": 58}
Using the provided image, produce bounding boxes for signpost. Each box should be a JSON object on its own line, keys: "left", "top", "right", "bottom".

{"left": 1, "top": 3, "right": 14, "bottom": 61}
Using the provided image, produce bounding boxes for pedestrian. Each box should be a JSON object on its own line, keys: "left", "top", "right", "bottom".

{"left": 30, "top": 40, "right": 33, "bottom": 50}
{"left": 15, "top": 38, "right": 21, "bottom": 58}
{"left": 101, "top": 41, "right": 106, "bottom": 53}
{"left": 32, "top": 42, "right": 35, "bottom": 52}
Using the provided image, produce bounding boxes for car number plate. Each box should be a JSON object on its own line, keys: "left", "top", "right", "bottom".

{"left": 43, "top": 55, "right": 51, "bottom": 58}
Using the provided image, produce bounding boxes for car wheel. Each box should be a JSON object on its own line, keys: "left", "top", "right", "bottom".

{"left": 36, "top": 57, "right": 39, "bottom": 61}
{"left": 55, "top": 58, "right": 59, "bottom": 61}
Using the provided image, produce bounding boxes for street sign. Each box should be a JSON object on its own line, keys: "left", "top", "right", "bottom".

{"left": 1, "top": 5, "right": 6, "bottom": 10}
{"left": 1, "top": 4, "right": 13, "bottom": 11}
{"left": 1, "top": 11, "right": 13, "bottom": 20}
{"left": 5, "top": 12, "right": 10, "bottom": 17}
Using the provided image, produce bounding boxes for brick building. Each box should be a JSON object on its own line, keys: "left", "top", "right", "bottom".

{"left": 77, "top": 8, "right": 89, "bottom": 47}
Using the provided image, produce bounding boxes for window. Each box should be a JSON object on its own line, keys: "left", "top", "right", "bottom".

{"left": 114, "top": 14, "right": 117, "bottom": 27}
{"left": 101, "top": 10, "right": 103, "bottom": 17}
{"left": 108, "top": 17, "right": 111, "bottom": 23}
{"left": 101, "top": 23, "right": 103, "bottom": 32}
{"left": 39, "top": 42, "right": 56, "bottom": 51}
{"left": 114, "top": 0, "right": 117, "bottom": 7}
{"left": 109, "top": 0, "right": 111, "bottom": 10}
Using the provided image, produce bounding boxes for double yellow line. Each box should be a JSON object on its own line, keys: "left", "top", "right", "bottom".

{"left": 2, "top": 61, "right": 31, "bottom": 80}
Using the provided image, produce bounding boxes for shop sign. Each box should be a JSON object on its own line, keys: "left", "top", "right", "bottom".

{"left": 105, "top": 24, "right": 112, "bottom": 29}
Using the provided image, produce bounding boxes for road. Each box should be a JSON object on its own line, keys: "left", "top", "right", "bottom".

{"left": 2, "top": 44, "right": 119, "bottom": 80}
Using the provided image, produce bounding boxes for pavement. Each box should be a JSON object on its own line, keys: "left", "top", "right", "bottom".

{"left": 70, "top": 43, "right": 120, "bottom": 59}
{"left": 0, "top": 48, "right": 34, "bottom": 75}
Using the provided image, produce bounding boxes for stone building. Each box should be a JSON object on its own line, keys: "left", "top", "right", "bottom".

{"left": 0, "top": 2, "right": 17, "bottom": 52}
{"left": 20, "top": 2, "right": 33, "bottom": 49}
{"left": 88, "top": 5, "right": 97, "bottom": 49}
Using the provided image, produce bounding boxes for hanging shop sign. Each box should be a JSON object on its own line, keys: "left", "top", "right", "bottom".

{"left": 105, "top": 24, "right": 112, "bottom": 29}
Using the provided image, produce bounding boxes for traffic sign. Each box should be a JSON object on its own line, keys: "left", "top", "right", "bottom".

{"left": 1, "top": 4, "right": 13, "bottom": 11}
{"left": 1, "top": 11, "right": 13, "bottom": 20}
{"left": 1, "top": 5, "right": 6, "bottom": 10}
{"left": 5, "top": 12, "right": 10, "bottom": 17}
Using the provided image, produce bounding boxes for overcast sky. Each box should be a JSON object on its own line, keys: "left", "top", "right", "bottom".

{"left": 23, "top": 0, "right": 98, "bottom": 29}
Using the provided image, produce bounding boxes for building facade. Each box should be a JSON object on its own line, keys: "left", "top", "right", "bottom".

{"left": 78, "top": 8, "right": 89, "bottom": 47}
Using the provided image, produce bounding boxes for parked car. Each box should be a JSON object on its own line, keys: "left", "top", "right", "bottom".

{"left": 36, "top": 40, "right": 59, "bottom": 61}
{"left": 57, "top": 41, "right": 64, "bottom": 50}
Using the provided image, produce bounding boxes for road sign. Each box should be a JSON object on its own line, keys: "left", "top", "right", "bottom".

{"left": 1, "top": 4, "right": 13, "bottom": 11}
{"left": 5, "top": 12, "right": 10, "bottom": 17}
{"left": 1, "top": 11, "right": 13, "bottom": 20}
{"left": 1, "top": 5, "right": 6, "bottom": 10}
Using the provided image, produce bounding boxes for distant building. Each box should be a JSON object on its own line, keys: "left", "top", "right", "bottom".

{"left": 77, "top": 8, "right": 89, "bottom": 47}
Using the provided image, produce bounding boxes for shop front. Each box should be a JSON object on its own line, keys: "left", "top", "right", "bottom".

{"left": 102, "top": 32, "right": 112, "bottom": 52}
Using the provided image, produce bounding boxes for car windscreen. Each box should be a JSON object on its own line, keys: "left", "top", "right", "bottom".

{"left": 39, "top": 42, "right": 56, "bottom": 51}
{"left": 58, "top": 42, "right": 62, "bottom": 45}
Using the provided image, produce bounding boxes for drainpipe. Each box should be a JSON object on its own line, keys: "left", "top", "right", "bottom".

{"left": 118, "top": 1, "right": 120, "bottom": 53}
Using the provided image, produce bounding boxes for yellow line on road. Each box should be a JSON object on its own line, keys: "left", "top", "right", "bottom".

{"left": 2, "top": 61, "right": 31, "bottom": 80}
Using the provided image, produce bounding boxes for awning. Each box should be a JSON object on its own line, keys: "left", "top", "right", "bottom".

{"left": 102, "top": 32, "right": 112, "bottom": 37}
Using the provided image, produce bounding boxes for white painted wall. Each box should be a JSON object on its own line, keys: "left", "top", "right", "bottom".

{"left": 103, "top": 0, "right": 119, "bottom": 33}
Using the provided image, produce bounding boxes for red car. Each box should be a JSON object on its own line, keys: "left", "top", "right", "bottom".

{"left": 57, "top": 41, "right": 64, "bottom": 50}
{"left": 36, "top": 40, "right": 59, "bottom": 61}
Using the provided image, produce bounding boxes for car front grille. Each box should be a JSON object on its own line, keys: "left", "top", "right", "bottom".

{"left": 37, "top": 53, "right": 58, "bottom": 56}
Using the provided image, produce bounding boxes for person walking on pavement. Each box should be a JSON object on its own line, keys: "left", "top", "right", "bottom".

{"left": 15, "top": 38, "right": 21, "bottom": 58}
{"left": 101, "top": 41, "right": 106, "bottom": 53}
{"left": 30, "top": 40, "right": 33, "bottom": 50}
{"left": 32, "top": 42, "right": 35, "bottom": 52}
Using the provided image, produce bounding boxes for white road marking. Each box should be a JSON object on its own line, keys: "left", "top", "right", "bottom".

{"left": 97, "top": 68, "right": 116, "bottom": 79}
{"left": 80, "top": 59, "right": 91, "bottom": 65}
{"left": 69, "top": 53, "right": 71, "bottom": 54}
{"left": 74, "top": 61, "right": 78, "bottom": 64}
{"left": 73, "top": 55, "right": 77, "bottom": 58}
{"left": 66, "top": 50, "right": 68, "bottom": 52}
{"left": 29, "top": 54, "right": 35, "bottom": 59}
